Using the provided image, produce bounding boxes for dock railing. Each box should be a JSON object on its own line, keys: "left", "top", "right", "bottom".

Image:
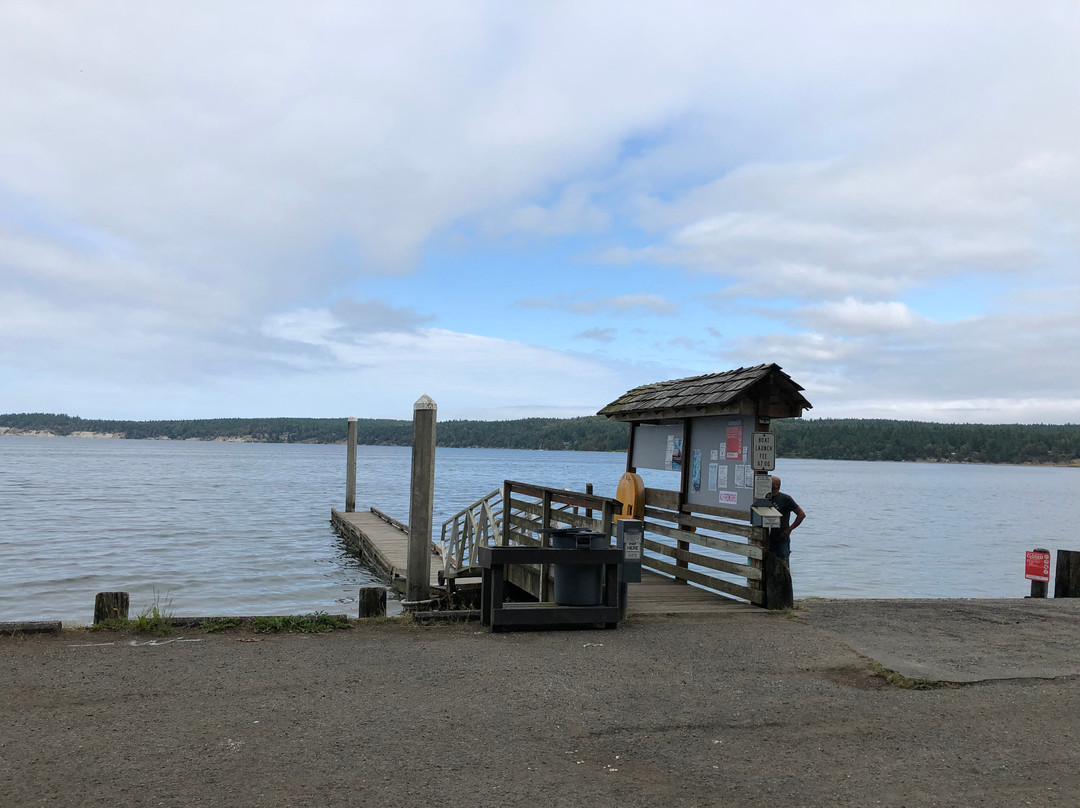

{"left": 441, "top": 480, "right": 765, "bottom": 606}
{"left": 440, "top": 489, "right": 503, "bottom": 583}
{"left": 639, "top": 487, "right": 764, "bottom": 606}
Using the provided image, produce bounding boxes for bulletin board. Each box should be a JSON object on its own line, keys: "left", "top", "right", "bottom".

{"left": 685, "top": 415, "right": 755, "bottom": 512}
{"left": 630, "top": 423, "right": 686, "bottom": 472}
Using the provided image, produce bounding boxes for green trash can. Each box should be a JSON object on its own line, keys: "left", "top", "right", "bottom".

{"left": 550, "top": 528, "right": 607, "bottom": 606}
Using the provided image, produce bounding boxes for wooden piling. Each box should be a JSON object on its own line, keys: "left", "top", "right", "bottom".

{"left": 1055, "top": 550, "right": 1080, "bottom": 598}
{"left": 406, "top": 395, "right": 437, "bottom": 604}
{"left": 94, "top": 591, "right": 129, "bottom": 624}
{"left": 358, "top": 586, "right": 387, "bottom": 618}
{"left": 345, "top": 416, "right": 358, "bottom": 513}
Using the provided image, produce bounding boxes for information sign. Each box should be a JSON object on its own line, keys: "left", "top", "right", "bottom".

{"left": 753, "top": 473, "right": 772, "bottom": 500}
{"left": 1025, "top": 550, "right": 1051, "bottom": 583}
{"left": 751, "top": 432, "right": 776, "bottom": 471}
{"left": 622, "top": 523, "right": 643, "bottom": 562}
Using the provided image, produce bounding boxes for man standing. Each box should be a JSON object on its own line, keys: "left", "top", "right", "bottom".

{"left": 765, "top": 475, "right": 806, "bottom": 563}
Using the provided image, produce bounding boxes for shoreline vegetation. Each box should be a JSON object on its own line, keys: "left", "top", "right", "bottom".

{"left": 0, "top": 412, "right": 1077, "bottom": 466}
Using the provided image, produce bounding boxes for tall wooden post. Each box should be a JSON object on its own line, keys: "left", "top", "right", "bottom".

{"left": 675, "top": 419, "right": 693, "bottom": 583}
{"left": 750, "top": 393, "right": 772, "bottom": 608}
{"left": 345, "top": 416, "right": 358, "bottom": 513}
{"left": 1055, "top": 550, "right": 1080, "bottom": 598}
{"left": 406, "top": 395, "right": 437, "bottom": 604}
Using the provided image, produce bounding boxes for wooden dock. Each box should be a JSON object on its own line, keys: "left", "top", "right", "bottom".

{"left": 332, "top": 506, "right": 757, "bottom": 616}
{"left": 331, "top": 508, "right": 441, "bottom": 596}
{"left": 628, "top": 570, "right": 759, "bottom": 616}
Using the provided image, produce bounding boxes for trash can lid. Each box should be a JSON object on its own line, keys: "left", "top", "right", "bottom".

{"left": 540, "top": 526, "right": 606, "bottom": 539}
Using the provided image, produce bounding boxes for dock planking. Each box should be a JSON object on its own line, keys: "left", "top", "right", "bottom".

{"left": 628, "top": 570, "right": 760, "bottom": 616}
{"left": 331, "top": 509, "right": 442, "bottom": 595}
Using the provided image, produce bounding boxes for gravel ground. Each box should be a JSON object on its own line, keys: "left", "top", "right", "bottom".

{"left": 2, "top": 601, "right": 1078, "bottom": 808}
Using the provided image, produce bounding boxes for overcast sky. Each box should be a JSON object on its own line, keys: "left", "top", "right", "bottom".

{"left": 2, "top": 2, "right": 1077, "bottom": 424}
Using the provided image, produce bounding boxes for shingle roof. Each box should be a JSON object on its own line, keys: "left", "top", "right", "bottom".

{"left": 597, "top": 363, "right": 811, "bottom": 422}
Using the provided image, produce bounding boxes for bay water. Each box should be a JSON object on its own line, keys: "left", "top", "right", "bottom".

{"left": 0, "top": 436, "right": 1076, "bottom": 624}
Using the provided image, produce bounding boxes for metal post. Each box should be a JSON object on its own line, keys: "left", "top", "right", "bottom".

{"left": 406, "top": 395, "right": 437, "bottom": 604}
{"left": 345, "top": 416, "right": 358, "bottom": 512}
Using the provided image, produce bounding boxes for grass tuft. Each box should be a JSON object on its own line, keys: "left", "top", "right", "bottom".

{"left": 200, "top": 617, "right": 241, "bottom": 633}
{"left": 134, "top": 591, "right": 175, "bottom": 635}
{"left": 252, "top": 612, "right": 351, "bottom": 634}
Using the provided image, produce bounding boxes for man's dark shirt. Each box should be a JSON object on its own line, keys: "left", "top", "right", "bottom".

{"left": 766, "top": 491, "right": 799, "bottom": 532}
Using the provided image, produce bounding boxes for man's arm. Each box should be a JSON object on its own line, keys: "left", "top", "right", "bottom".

{"left": 782, "top": 506, "right": 806, "bottom": 539}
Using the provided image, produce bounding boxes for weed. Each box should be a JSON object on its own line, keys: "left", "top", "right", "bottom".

{"left": 88, "top": 616, "right": 133, "bottom": 632}
{"left": 134, "top": 591, "right": 175, "bottom": 635}
{"left": 252, "top": 612, "right": 350, "bottom": 634}
{"left": 870, "top": 661, "right": 957, "bottom": 690}
{"left": 200, "top": 617, "right": 241, "bottom": 633}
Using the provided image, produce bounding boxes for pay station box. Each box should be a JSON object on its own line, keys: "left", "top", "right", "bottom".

{"left": 616, "top": 519, "right": 643, "bottom": 582}
{"left": 751, "top": 505, "right": 783, "bottom": 530}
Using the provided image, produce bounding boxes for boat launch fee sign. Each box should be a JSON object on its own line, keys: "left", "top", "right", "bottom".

{"left": 751, "top": 432, "right": 776, "bottom": 472}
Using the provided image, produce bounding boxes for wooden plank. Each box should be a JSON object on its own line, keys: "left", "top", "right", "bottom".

{"left": 643, "top": 539, "right": 761, "bottom": 581}
{"left": 490, "top": 604, "right": 620, "bottom": 627}
{"left": 479, "top": 546, "right": 623, "bottom": 566}
{"left": 684, "top": 501, "right": 747, "bottom": 522}
{"left": 644, "top": 507, "right": 751, "bottom": 538}
{"left": 643, "top": 519, "right": 762, "bottom": 560}
{"left": 644, "top": 487, "right": 680, "bottom": 511}
{"left": 504, "top": 481, "right": 614, "bottom": 512}
{"left": 370, "top": 507, "right": 409, "bottom": 533}
{"left": 644, "top": 556, "right": 761, "bottom": 604}
{"left": 624, "top": 572, "right": 757, "bottom": 615}
{"left": 331, "top": 508, "right": 441, "bottom": 591}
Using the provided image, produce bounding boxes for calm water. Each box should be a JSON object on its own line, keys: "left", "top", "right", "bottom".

{"left": 0, "top": 436, "right": 1076, "bottom": 623}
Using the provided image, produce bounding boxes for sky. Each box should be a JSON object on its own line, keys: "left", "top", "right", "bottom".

{"left": 1, "top": 2, "right": 1078, "bottom": 424}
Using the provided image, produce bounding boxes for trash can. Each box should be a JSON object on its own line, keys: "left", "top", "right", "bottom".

{"left": 550, "top": 528, "right": 607, "bottom": 606}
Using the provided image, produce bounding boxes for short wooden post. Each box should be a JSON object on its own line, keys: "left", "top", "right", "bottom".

{"left": 1055, "top": 550, "right": 1080, "bottom": 598}
{"left": 358, "top": 586, "right": 387, "bottom": 618}
{"left": 406, "top": 395, "right": 437, "bottom": 604}
{"left": 94, "top": 592, "right": 129, "bottom": 624}
{"left": 345, "top": 416, "right": 358, "bottom": 512}
{"left": 1030, "top": 547, "right": 1050, "bottom": 598}
{"left": 763, "top": 553, "right": 794, "bottom": 610}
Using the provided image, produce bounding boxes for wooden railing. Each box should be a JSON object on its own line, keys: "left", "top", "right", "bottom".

{"left": 499, "top": 480, "right": 617, "bottom": 601}
{"left": 442, "top": 480, "right": 765, "bottom": 606}
{"left": 440, "top": 489, "right": 503, "bottom": 581}
{"left": 640, "top": 487, "right": 764, "bottom": 605}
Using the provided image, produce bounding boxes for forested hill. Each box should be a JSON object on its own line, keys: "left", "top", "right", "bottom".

{"left": 1, "top": 412, "right": 1077, "bottom": 465}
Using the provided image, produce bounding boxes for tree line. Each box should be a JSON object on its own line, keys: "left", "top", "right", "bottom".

{"left": 1, "top": 412, "right": 1076, "bottom": 465}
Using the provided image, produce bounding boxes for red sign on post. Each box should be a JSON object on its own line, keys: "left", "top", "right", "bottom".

{"left": 1025, "top": 551, "right": 1051, "bottom": 582}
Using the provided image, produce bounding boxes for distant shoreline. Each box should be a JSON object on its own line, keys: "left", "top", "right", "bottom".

{"left": 2, "top": 427, "right": 1076, "bottom": 467}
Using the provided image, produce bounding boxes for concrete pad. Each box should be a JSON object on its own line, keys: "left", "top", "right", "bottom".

{"left": 796, "top": 598, "right": 1080, "bottom": 683}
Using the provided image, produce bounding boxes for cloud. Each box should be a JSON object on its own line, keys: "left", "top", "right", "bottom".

{"left": 519, "top": 293, "right": 677, "bottom": 316}
{"left": 797, "top": 299, "right": 931, "bottom": 336}
{"left": 575, "top": 328, "right": 617, "bottom": 343}
{"left": 0, "top": 2, "right": 1077, "bottom": 424}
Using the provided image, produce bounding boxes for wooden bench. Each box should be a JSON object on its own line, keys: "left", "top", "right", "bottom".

{"left": 478, "top": 545, "right": 623, "bottom": 631}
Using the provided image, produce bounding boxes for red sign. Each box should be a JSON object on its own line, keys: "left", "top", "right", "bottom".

{"left": 1025, "top": 551, "right": 1051, "bottom": 582}
{"left": 726, "top": 423, "right": 743, "bottom": 460}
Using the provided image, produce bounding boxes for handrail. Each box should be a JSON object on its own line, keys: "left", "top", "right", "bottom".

{"left": 440, "top": 489, "right": 502, "bottom": 579}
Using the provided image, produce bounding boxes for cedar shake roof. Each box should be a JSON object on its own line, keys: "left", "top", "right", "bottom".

{"left": 598, "top": 363, "right": 811, "bottom": 422}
